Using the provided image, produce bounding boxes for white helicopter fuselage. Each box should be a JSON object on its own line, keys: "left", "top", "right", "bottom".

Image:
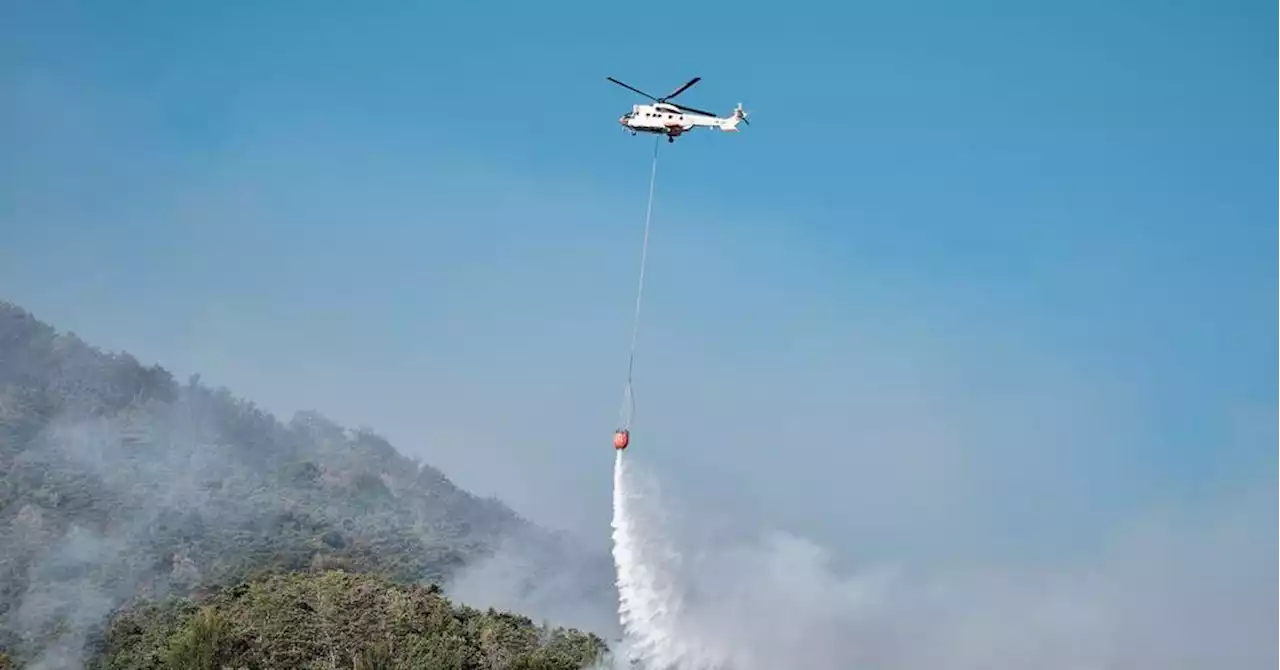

{"left": 618, "top": 102, "right": 744, "bottom": 138}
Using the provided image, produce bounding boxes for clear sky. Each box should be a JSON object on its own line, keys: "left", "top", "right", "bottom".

{"left": 2, "top": 0, "right": 1274, "bottom": 567}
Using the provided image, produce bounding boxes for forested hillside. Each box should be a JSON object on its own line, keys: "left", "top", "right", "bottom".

{"left": 98, "top": 571, "right": 606, "bottom": 670}
{"left": 0, "top": 301, "right": 609, "bottom": 668}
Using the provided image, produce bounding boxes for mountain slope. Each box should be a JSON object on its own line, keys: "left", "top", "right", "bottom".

{"left": 0, "top": 300, "right": 610, "bottom": 667}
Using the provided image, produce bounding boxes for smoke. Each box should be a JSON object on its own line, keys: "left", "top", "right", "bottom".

{"left": 0, "top": 366, "right": 545, "bottom": 666}
{"left": 608, "top": 451, "right": 1276, "bottom": 670}
{"left": 2, "top": 399, "right": 237, "bottom": 667}
{"left": 610, "top": 451, "right": 893, "bottom": 669}
{"left": 444, "top": 524, "right": 622, "bottom": 639}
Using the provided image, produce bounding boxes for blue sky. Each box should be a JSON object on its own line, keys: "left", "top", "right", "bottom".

{"left": 2, "top": 1, "right": 1274, "bottom": 564}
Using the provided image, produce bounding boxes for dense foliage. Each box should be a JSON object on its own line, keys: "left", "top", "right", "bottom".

{"left": 99, "top": 570, "right": 606, "bottom": 670}
{"left": 0, "top": 301, "right": 609, "bottom": 668}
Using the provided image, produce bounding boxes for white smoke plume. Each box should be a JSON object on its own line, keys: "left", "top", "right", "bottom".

{"left": 609, "top": 450, "right": 1275, "bottom": 670}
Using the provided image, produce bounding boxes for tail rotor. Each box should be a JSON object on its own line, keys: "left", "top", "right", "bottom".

{"left": 718, "top": 103, "right": 751, "bottom": 132}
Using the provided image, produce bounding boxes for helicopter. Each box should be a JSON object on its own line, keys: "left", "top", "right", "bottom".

{"left": 608, "top": 76, "right": 749, "bottom": 143}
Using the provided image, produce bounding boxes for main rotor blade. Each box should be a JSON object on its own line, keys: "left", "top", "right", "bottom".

{"left": 663, "top": 76, "right": 701, "bottom": 101}
{"left": 674, "top": 103, "right": 717, "bottom": 117}
{"left": 607, "top": 77, "right": 659, "bottom": 102}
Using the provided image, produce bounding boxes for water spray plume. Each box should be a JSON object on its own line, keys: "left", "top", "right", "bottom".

{"left": 607, "top": 450, "right": 901, "bottom": 669}
{"left": 612, "top": 452, "right": 694, "bottom": 668}
{"left": 611, "top": 452, "right": 744, "bottom": 670}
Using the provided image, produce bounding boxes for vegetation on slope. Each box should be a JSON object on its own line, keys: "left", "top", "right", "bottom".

{"left": 98, "top": 570, "right": 606, "bottom": 670}
{"left": 0, "top": 301, "right": 610, "bottom": 668}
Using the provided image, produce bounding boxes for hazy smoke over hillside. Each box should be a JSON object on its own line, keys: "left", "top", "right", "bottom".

{"left": 446, "top": 524, "right": 623, "bottom": 641}
{"left": 7, "top": 406, "right": 238, "bottom": 668}
{"left": 1, "top": 303, "right": 585, "bottom": 667}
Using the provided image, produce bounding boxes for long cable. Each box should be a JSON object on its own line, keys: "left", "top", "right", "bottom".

{"left": 619, "top": 136, "right": 661, "bottom": 431}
